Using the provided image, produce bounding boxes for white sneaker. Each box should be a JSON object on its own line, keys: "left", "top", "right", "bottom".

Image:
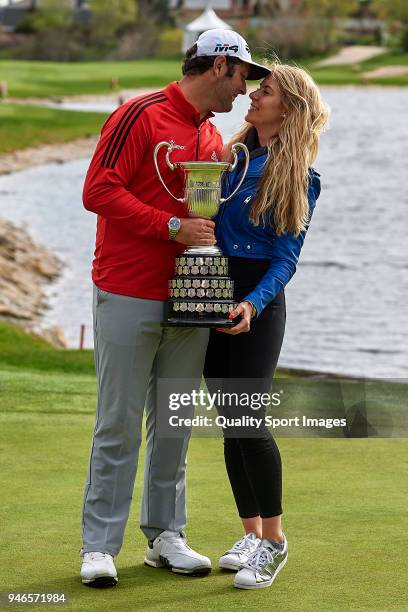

{"left": 80, "top": 551, "right": 118, "bottom": 587}
{"left": 234, "top": 536, "right": 288, "bottom": 590}
{"left": 144, "top": 530, "right": 211, "bottom": 575}
{"left": 219, "top": 533, "right": 261, "bottom": 571}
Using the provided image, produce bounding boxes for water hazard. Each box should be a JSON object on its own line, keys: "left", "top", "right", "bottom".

{"left": 0, "top": 87, "right": 407, "bottom": 378}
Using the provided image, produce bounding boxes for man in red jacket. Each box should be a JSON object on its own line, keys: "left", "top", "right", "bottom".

{"left": 80, "top": 28, "right": 269, "bottom": 587}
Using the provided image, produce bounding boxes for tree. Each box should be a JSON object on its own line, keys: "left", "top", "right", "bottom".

{"left": 372, "top": 0, "right": 408, "bottom": 49}
{"left": 302, "top": 0, "right": 357, "bottom": 20}
{"left": 13, "top": 0, "right": 80, "bottom": 60}
{"left": 137, "top": 0, "right": 171, "bottom": 25}
{"left": 16, "top": 0, "right": 73, "bottom": 33}
{"left": 84, "top": 0, "right": 137, "bottom": 56}
{"left": 372, "top": 0, "right": 408, "bottom": 22}
{"left": 88, "top": 0, "right": 136, "bottom": 39}
{"left": 301, "top": 0, "right": 358, "bottom": 51}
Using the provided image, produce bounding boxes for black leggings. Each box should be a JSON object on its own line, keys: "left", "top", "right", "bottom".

{"left": 203, "top": 257, "right": 286, "bottom": 518}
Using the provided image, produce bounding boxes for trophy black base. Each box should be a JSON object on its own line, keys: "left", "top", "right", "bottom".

{"left": 163, "top": 250, "right": 237, "bottom": 328}
{"left": 164, "top": 318, "right": 235, "bottom": 328}
{"left": 164, "top": 300, "right": 236, "bottom": 328}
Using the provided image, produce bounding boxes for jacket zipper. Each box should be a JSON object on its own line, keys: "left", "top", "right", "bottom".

{"left": 195, "top": 126, "right": 201, "bottom": 160}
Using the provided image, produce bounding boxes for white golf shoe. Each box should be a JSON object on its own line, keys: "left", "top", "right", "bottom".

{"left": 234, "top": 536, "right": 288, "bottom": 589}
{"left": 219, "top": 532, "right": 261, "bottom": 571}
{"left": 80, "top": 551, "right": 118, "bottom": 587}
{"left": 144, "top": 530, "right": 211, "bottom": 575}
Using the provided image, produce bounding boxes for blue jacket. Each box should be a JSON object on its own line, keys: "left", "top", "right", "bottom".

{"left": 215, "top": 137, "right": 321, "bottom": 318}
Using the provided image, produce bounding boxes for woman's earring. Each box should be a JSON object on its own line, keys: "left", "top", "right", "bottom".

{"left": 282, "top": 113, "right": 287, "bottom": 118}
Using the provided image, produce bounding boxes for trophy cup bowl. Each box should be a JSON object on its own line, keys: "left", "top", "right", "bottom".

{"left": 154, "top": 141, "right": 250, "bottom": 327}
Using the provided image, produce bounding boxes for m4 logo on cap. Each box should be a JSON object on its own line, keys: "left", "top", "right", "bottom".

{"left": 214, "top": 42, "right": 250, "bottom": 54}
{"left": 214, "top": 43, "right": 239, "bottom": 53}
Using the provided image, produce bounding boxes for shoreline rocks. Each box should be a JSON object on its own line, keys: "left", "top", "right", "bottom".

{"left": 0, "top": 136, "right": 98, "bottom": 176}
{"left": 0, "top": 88, "right": 154, "bottom": 175}
{"left": 0, "top": 218, "right": 67, "bottom": 348}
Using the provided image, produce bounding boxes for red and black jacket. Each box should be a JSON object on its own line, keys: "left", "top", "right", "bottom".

{"left": 83, "top": 82, "right": 223, "bottom": 300}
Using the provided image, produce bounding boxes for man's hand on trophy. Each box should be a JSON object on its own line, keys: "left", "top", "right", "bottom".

{"left": 175, "top": 218, "right": 216, "bottom": 246}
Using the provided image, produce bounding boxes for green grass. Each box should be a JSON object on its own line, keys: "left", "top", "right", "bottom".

{"left": 302, "top": 63, "right": 364, "bottom": 85}
{"left": 0, "top": 321, "right": 407, "bottom": 610}
{"left": 1, "top": 52, "right": 407, "bottom": 157}
{"left": 1, "top": 52, "right": 408, "bottom": 101}
{"left": 300, "top": 51, "right": 408, "bottom": 86}
{"left": 0, "top": 59, "right": 182, "bottom": 98}
{"left": 0, "top": 104, "right": 107, "bottom": 155}
{"left": 359, "top": 51, "right": 408, "bottom": 68}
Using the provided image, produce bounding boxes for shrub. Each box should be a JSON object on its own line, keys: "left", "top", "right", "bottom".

{"left": 10, "top": 30, "right": 84, "bottom": 61}
{"left": 248, "top": 16, "right": 342, "bottom": 60}
{"left": 399, "top": 26, "right": 408, "bottom": 51}
{"left": 157, "top": 28, "right": 182, "bottom": 57}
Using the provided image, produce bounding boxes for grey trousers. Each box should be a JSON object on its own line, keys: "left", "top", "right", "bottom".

{"left": 82, "top": 286, "right": 209, "bottom": 556}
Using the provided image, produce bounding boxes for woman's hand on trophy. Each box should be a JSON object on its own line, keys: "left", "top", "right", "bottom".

{"left": 216, "top": 301, "right": 253, "bottom": 335}
{"left": 175, "top": 218, "right": 216, "bottom": 246}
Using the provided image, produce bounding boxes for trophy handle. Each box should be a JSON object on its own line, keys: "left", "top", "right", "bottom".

{"left": 153, "top": 141, "right": 186, "bottom": 203}
{"left": 220, "top": 143, "right": 250, "bottom": 204}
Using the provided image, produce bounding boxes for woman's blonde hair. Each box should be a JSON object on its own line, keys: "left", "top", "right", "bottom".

{"left": 226, "top": 63, "right": 330, "bottom": 236}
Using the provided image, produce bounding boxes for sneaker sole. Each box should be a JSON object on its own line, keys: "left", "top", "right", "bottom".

{"left": 219, "top": 560, "right": 241, "bottom": 572}
{"left": 144, "top": 557, "right": 211, "bottom": 576}
{"left": 82, "top": 576, "right": 118, "bottom": 588}
{"left": 234, "top": 555, "right": 288, "bottom": 590}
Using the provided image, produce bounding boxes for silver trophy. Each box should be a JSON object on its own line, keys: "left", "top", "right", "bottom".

{"left": 154, "top": 140, "right": 249, "bottom": 327}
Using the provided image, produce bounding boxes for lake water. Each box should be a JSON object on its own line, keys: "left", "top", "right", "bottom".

{"left": 0, "top": 87, "right": 407, "bottom": 379}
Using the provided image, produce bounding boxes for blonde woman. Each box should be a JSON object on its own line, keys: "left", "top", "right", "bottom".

{"left": 204, "top": 63, "right": 329, "bottom": 589}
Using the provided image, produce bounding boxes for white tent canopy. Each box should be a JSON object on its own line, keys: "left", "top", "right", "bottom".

{"left": 182, "top": 8, "right": 232, "bottom": 53}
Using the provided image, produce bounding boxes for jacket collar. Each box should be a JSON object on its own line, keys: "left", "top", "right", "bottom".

{"left": 245, "top": 127, "right": 268, "bottom": 159}
{"left": 162, "top": 82, "right": 214, "bottom": 126}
